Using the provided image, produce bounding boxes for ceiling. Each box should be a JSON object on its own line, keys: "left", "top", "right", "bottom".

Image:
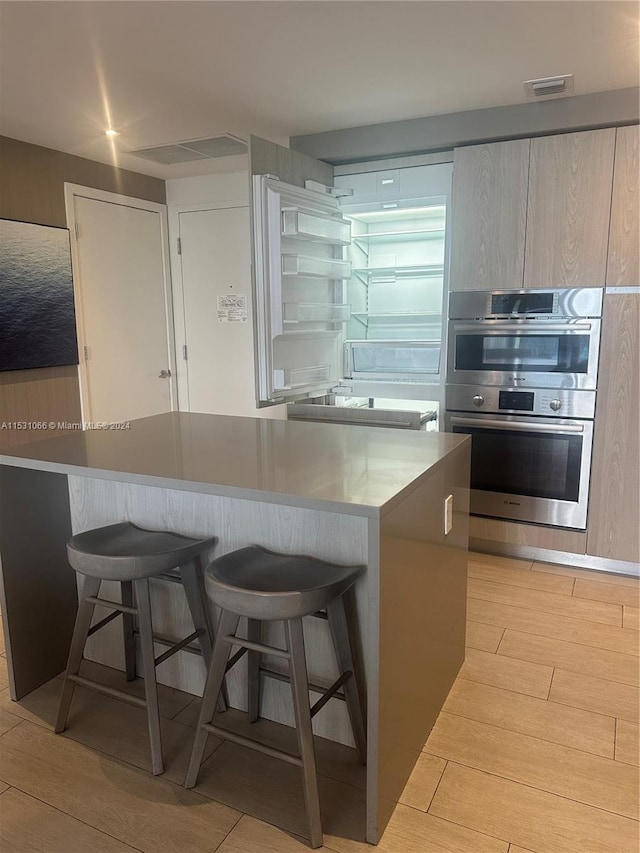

{"left": 1, "top": 1, "right": 638, "bottom": 179}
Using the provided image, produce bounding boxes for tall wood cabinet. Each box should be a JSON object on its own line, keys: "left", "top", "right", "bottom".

{"left": 587, "top": 292, "right": 640, "bottom": 563}
{"left": 449, "top": 139, "right": 529, "bottom": 291}
{"left": 587, "top": 125, "right": 640, "bottom": 563}
{"left": 450, "top": 128, "right": 617, "bottom": 291}
{"left": 607, "top": 125, "right": 640, "bottom": 286}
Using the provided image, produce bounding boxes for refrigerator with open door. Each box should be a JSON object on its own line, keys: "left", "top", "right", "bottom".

{"left": 250, "top": 136, "right": 452, "bottom": 415}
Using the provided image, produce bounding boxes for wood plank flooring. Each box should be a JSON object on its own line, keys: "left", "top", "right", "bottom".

{"left": 0, "top": 554, "right": 638, "bottom": 852}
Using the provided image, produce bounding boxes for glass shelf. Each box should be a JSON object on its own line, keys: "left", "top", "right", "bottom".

{"left": 282, "top": 209, "right": 351, "bottom": 245}
{"left": 352, "top": 228, "right": 445, "bottom": 243}
{"left": 282, "top": 254, "right": 352, "bottom": 279}
{"left": 353, "top": 264, "right": 444, "bottom": 283}
{"left": 351, "top": 311, "right": 442, "bottom": 318}
{"left": 283, "top": 303, "right": 351, "bottom": 323}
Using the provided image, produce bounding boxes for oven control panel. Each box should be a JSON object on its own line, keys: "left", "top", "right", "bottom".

{"left": 449, "top": 288, "right": 604, "bottom": 320}
{"left": 446, "top": 385, "right": 596, "bottom": 419}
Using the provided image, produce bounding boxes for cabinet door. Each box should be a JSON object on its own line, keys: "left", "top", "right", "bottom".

{"left": 587, "top": 292, "right": 639, "bottom": 562}
{"left": 449, "top": 139, "right": 529, "bottom": 291}
{"left": 607, "top": 125, "right": 640, "bottom": 286}
{"left": 524, "top": 129, "right": 615, "bottom": 288}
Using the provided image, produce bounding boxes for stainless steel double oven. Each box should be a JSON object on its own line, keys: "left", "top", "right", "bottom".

{"left": 445, "top": 289, "right": 603, "bottom": 529}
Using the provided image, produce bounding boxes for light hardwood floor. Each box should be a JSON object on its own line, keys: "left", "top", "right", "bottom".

{"left": 0, "top": 555, "right": 638, "bottom": 852}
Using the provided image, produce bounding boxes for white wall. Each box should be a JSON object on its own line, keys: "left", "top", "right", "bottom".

{"left": 166, "top": 171, "right": 249, "bottom": 207}
{"left": 166, "top": 171, "right": 285, "bottom": 419}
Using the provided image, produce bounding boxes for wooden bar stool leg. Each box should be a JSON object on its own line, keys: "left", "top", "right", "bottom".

{"left": 185, "top": 608, "right": 240, "bottom": 789}
{"left": 327, "top": 597, "right": 367, "bottom": 764}
{"left": 246, "top": 618, "right": 262, "bottom": 723}
{"left": 121, "top": 581, "right": 136, "bottom": 681}
{"left": 135, "top": 578, "right": 163, "bottom": 776}
{"left": 55, "top": 575, "right": 101, "bottom": 733}
{"left": 180, "top": 559, "right": 227, "bottom": 712}
{"left": 179, "top": 559, "right": 214, "bottom": 666}
{"left": 285, "top": 617, "right": 323, "bottom": 850}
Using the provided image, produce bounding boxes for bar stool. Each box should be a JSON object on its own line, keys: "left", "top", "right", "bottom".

{"left": 185, "top": 545, "right": 367, "bottom": 849}
{"left": 55, "top": 521, "right": 218, "bottom": 776}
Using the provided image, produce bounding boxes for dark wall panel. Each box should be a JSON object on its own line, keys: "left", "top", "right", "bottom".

{"left": 0, "top": 136, "right": 165, "bottom": 446}
{"left": 0, "top": 136, "right": 165, "bottom": 227}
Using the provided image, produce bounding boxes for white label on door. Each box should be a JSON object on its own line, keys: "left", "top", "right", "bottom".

{"left": 217, "top": 294, "right": 248, "bottom": 323}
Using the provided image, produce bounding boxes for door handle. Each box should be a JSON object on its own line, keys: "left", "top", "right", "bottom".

{"left": 450, "top": 417, "right": 584, "bottom": 434}
{"left": 158, "top": 369, "right": 172, "bottom": 379}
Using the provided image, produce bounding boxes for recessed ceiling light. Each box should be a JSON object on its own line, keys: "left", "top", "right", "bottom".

{"left": 104, "top": 129, "right": 119, "bottom": 137}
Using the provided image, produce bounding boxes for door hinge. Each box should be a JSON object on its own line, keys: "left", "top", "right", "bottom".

{"left": 83, "top": 345, "right": 88, "bottom": 361}
{"left": 177, "top": 237, "right": 182, "bottom": 255}
{"left": 182, "top": 345, "right": 188, "bottom": 361}
{"left": 74, "top": 222, "right": 79, "bottom": 240}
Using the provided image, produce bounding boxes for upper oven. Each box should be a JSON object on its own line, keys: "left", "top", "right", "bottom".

{"left": 447, "top": 288, "right": 603, "bottom": 390}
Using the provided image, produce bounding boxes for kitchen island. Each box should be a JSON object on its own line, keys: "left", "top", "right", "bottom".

{"left": 0, "top": 411, "right": 469, "bottom": 843}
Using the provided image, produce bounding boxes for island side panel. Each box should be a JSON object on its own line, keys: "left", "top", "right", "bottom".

{"left": 68, "top": 475, "right": 370, "bottom": 747}
{"left": 0, "top": 465, "right": 78, "bottom": 699}
{"left": 371, "top": 443, "right": 470, "bottom": 843}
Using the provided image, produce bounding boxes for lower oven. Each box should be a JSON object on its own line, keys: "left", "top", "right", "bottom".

{"left": 445, "top": 388, "right": 595, "bottom": 529}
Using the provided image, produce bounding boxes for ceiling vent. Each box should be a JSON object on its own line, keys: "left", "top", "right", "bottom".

{"left": 523, "top": 75, "right": 574, "bottom": 99}
{"left": 129, "top": 134, "right": 247, "bottom": 165}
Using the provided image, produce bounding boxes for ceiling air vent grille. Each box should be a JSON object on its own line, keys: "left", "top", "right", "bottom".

{"left": 523, "top": 75, "right": 574, "bottom": 99}
{"left": 129, "top": 134, "right": 247, "bottom": 165}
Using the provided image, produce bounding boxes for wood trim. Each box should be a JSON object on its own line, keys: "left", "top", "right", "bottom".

{"left": 470, "top": 516, "right": 587, "bottom": 555}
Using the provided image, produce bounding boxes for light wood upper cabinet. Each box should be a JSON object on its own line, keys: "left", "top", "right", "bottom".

{"left": 607, "top": 125, "right": 640, "bottom": 286}
{"left": 449, "top": 139, "right": 530, "bottom": 291}
{"left": 587, "top": 292, "right": 640, "bottom": 563}
{"left": 524, "top": 129, "right": 616, "bottom": 288}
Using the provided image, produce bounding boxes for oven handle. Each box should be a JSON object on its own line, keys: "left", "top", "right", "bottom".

{"left": 449, "top": 417, "right": 585, "bottom": 434}
{"left": 452, "top": 323, "right": 593, "bottom": 332}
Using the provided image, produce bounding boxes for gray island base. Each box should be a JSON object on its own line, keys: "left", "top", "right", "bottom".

{"left": 0, "top": 412, "right": 470, "bottom": 844}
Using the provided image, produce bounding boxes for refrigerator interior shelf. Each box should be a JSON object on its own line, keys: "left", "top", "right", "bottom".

{"left": 352, "top": 228, "right": 445, "bottom": 244}
{"left": 282, "top": 254, "right": 352, "bottom": 279}
{"left": 282, "top": 208, "right": 351, "bottom": 246}
{"left": 283, "top": 303, "right": 352, "bottom": 323}
{"left": 277, "top": 330, "right": 342, "bottom": 339}
{"left": 351, "top": 311, "right": 442, "bottom": 318}
{"left": 353, "top": 264, "right": 445, "bottom": 283}
{"left": 273, "top": 364, "right": 332, "bottom": 390}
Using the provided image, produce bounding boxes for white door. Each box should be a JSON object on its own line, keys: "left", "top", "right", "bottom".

{"left": 66, "top": 187, "right": 176, "bottom": 423}
{"left": 177, "top": 206, "right": 284, "bottom": 418}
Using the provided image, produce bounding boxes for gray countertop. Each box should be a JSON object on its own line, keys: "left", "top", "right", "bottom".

{"left": 0, "top": 412, "right": 469, "bottom": 517}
